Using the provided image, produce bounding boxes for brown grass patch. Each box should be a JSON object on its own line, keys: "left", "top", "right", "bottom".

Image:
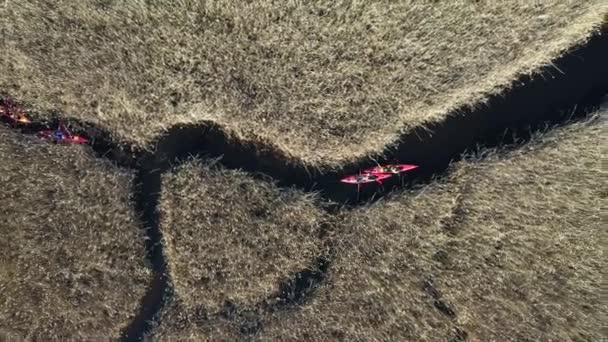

{"left": 260, "top": 109, "right": 606, "bottom": 341}
{"left": 1, "top": 1, "right": 604, "bottom": 164}
{"left": 0, "top": 127, "right": 151, "bottom": 340}
{"left": 159, "top": 159, "right": 328, "bottom": 313}
{"left": 146, "top": 299, "right": 240, "bottom": 342}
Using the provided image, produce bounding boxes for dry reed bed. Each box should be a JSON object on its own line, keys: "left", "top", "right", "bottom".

{"left": 159, "top": 159, "right": 329, "bottom": 314}
{"left": 259, "top": 110, "right": 606, "bottom": 341}
{"left": 0, "top": 127, "right": 151, "bottom": 340}
{"left": 145, "top": 299, "right": 240, "bottom": 342}
{"left": 1, "top": 1, "right": 604, "bottom": 165}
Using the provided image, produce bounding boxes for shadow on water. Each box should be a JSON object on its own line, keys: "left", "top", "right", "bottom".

{"left": 121, "top": 157, "right": 171, "bottom": 341}
{"left": 122, "top": 156, "right": 169, "bottom": 341}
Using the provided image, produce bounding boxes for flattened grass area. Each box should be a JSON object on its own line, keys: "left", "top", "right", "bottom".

{"left": 1, "top": 1, "right": 604, "bottom": 164}
{"left": 260, "top": 111, "right": 606, "bottom": 341}
{"left": 0, "top": 127, "right": 151, "bottom": 339}
{"left": 159, "top": 159, "right": 328, "bottom": 313}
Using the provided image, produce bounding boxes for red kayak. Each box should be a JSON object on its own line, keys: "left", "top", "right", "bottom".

{"left": 38, "top": 121, "right": 89, "bottom": 145}
{"left": 363, "top": 164, "right": 418, "bottom": 175}
{"left": 340, "top": 172, "right": 393, "bottom": 185}
{"left": 1, "top": 102, "right": 31, "bottom": 125}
